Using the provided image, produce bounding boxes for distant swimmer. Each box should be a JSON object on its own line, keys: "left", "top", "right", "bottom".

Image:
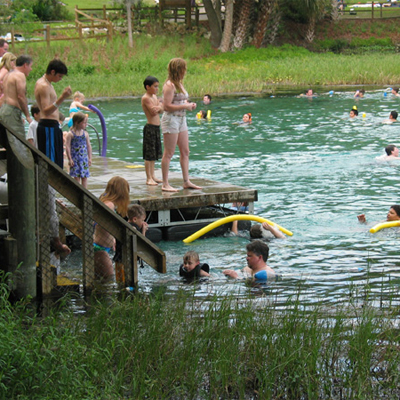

{"left": 298, "top": 88, "right": 315, "bottom": 98}
{"left": 382, "top": 110, "right": 398, "bottom": 124}
{"left": 392, "top": 87, "right": 400, "bottom": 97}
{"left": 357, "top": 205, "right": 400, "bottom": 224}
{"left": 242, "top": 113, "right": 252, "bottom": 123}
{"left": 349, "top": 105, "right": 358, "bottom": 118}
{"left": 354, "top": 89, "right": 365, "bottom": 98}
{"left": 202, "top": 94, "right": 212, "bottom": 105}
{"left": 230, "top": 220, "right": 284, "bottom": 240}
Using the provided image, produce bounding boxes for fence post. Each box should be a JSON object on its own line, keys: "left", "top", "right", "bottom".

{"left": 380, "top": 2, "right": 383, "bottom": 18}
{"left": 82, "top": 195, "right": 95, "bottom": 292}
{"left": 372, "top": 2, "right": 374, "bottom": 19}
{"left": 103, "top": 4, "right": 107, "bottom": 20}
{"left": 10, "top": 26, "right": 15, "bottom": 49}
{"left": 78, "top": 23, "right": 83, "bottom": 42}
{"left": 107, "top": 21, "right": 113, "bottom": 42}
{"left": 46, "top": 25, "right": 50, "bottom": 48}
{"left": 75, "top": 5, "right": 79, "bottom": 26}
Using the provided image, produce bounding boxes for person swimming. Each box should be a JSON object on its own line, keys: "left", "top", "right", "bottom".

{"left": 242, "top": 113, "right": 252, "bottom": 123}
{"left": 349, "top": 106, "right": 358, "bottom": 118}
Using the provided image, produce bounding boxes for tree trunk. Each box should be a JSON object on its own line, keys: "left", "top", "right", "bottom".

{"left": 203, "top": 0, "right": 222, "bottom": 48}
{"left": 219, "top": 0, "right": 233, "bottom": 52}
{"left": 263, "top": 6, "right": 281, "bottom": 45}
{"left": 252, "top": 0, "right": 276, "bottom": 48}
{"left": 233, "top": 0, "right": 254, "bottom": 49}
{"left": 304, "top": 14, "right": 316, "bottom": 43}
{"left": 127, "top": 0, "right": 133, "bottom": 48}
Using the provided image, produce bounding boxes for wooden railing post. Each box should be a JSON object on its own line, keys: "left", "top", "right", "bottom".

{"left": 103, "top": 4, "right": 107, "bottom": 20}
{"left": 75, "top": 5, "right": 79, "bottom": 26}
{"left": 82, "top": 196, "right": 95, "bottom": 291}
{"left": 372, "top": 2, "right": 374, "bottom": 19}
{"left": 78, "top": 23, "right": 83, "bottom": 42}
{"left": 46, "top": 25, "right": 51, "bottom": 48}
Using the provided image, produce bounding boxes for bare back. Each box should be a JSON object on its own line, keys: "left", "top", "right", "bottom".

{"left": 34, "top": 76, "right": 59, "bottom": 120}
{"left": 3, "top": 69, "right": 26, "bottom": 109}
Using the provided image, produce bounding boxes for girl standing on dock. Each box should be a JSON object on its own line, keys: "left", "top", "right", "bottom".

{"left": 65, "top": 112, "right": 92, "bottom": 188}
{"left": 93, "top": 176, "right": 130, "bottom": 280}
{"left": 161, "top": 58, "right": 202, "bottom": 192}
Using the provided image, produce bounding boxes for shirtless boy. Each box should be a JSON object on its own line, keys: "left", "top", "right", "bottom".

{"left": 34, "top": 59, "right": 72, "bottom": 168}
{"left": 34, "top": 59, "right": 72, "bottom": 255}
{"left": 141, "top": 76, "right": 163, "bottom": 186}
{"left": 0, "top": 55, "right": 33, "bottom": 136}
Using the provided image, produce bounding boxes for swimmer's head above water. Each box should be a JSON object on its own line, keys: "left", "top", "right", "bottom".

{"left": 350, "top": 106, "right": 358, "bottom": 118}
{"left": 243, "top": 113, "right": 252, "bottom": 123}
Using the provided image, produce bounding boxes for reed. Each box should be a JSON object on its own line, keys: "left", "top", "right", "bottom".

{"left": 1, "top": 270, "right": 400, "bottom": 399}
{"left": 13, "top": 35, "right": 400, "bottom": 100}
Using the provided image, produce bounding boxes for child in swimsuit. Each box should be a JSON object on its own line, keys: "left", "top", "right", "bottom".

{"left": 93, "top": 176, "right": 130, "bottom": 280}
{"left": 68, "top": 91, "right": 92, "bottom": 127}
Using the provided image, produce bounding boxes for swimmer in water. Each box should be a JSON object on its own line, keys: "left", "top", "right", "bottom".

{"left": 231, "top": 220, "right": 284, "bottom": 240}
{"left": 357, "top": 205, "right": 400, "bottom": 224}
{"left": 298, "top": 89, "right": 315, "bottom": 98}
{"left": 349, "top": 106, "right": 358, "bottom": 118}
{"left": 203, "top": 94, "right": 212, "bottom": 105}
{"left": 376, "top": 144, "right": 400, "bottom": 161}
{"left": 392, "top": 87, "right": 400, "bottom": 97}
{"left": 179, "top": 250, "right": 210, "bottom": 279}
{"left": 354, "top": 89, "right": 365, "bottom": 98}
{"left": 382, "top": 110, "right": 398, "bottom": 124}
{"left": 242, "top": 113, "right": 252, "bottom": 123}
{"left": 223, "top": 240, "right": 277, "bottom": 281}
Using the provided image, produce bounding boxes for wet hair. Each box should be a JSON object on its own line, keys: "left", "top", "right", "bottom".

{"left": 198, "top": 110, "right": 207, "bottom": 119}
{"left": 30, "top": 103, "right": 40, "bottom": 117}
{"left": 127, "top": 204, "right": 146, "bottom": 220}
{"left": 250, "top": 224, "right": 263, "bottom": 238}
{"left": 72, "top": 111, "right": 87, "bottom": 127}
{"left": 0, "top": 52, "right": 16, "bottom": 71}
{"left": 183, "top": 250, "right": 199, "bottom": 264}
{"left": 204, "top": 94, "right": 212, "bottom": 101}
{"left": 393, "top": 87, "right": 399, "bottom": 94}
{"left": 143, "top": 75, "right": 159, "bottom": 89}
{"left": 390, "top": 111, "right": 398, "bottom": 120}
{"left": 359, "top": 89, "right": 365, "bottom": 95}
{"left": 385, "top": 144, "right": 397, "bottom": 155}
{"left": 391, "top": 205, "right": 400, "bottom": 217}
{"left": 167, "top": 58, "right": 187, "bottom": 93}
{"left": 246, "top": 240, "right": 269, "bottom": 262}
{"left": 244, "top": 113, "right": 252, "bottom": 121}
{"left": 350, "top": 106, "right": 358, "bottom": 116}
{"left": 46, "top": 59, "right": 68, "bottom": 75}
{"left": 16, "top": 55, "right": 32, "bottom": 68}
{"left": 73, "top": 91, "right": 85, "bottom": 101}
{"left": 100, "top": 176, "right": 130, "bottom": 218}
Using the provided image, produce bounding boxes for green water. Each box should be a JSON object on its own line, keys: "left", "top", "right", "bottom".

{"left": 72, "top": 88, "right": 400, "bottom": 305}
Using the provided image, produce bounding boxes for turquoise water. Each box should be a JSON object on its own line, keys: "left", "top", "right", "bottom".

{"left": 79, "top": 88, "right": 400, "bottom": 306}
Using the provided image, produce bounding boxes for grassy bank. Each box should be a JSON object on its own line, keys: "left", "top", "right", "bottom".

{"left": 1, "top": 276, "right": 400, "bottom": 399}
{"left": 11, "top": 34, "right": 400, "bottom": 100}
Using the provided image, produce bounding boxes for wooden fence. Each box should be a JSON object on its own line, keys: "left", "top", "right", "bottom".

{"left": 340, "top": 1, "right": 400, "bottom": 20}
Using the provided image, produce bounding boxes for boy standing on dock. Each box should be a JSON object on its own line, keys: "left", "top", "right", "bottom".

{"left": 141, "top": 76, "right": 163, "bottom": 186}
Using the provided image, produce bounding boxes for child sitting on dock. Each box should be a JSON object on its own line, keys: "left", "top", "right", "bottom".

{"left": 65, "top": 112, "right": 92, "bottom": 189}
{"left": 94, "top": 176, "right": 130, "bottom": 280}
{"left": 179, "top": 250, "right": 210, "bottom": 279}
{"left": 27, "top": 103, "right": 40, "bottom": 147}
{"left": 141, "top": 75, "right": 163, "bottom": 186}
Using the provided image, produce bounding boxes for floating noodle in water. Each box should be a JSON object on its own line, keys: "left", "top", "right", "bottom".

{"left": 370, "top": 220, "right": 400, "bottom": 233}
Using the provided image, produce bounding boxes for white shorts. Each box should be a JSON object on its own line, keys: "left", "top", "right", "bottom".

{"left": 161, "top": 113, "right": 188, "bottom": 134}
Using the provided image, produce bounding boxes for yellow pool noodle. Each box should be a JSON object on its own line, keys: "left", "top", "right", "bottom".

{"left": 183, "top": 214, "right": 293, "bottom": 243}
{"left": 370, "top": 220, "right": 400, "bottom": 233}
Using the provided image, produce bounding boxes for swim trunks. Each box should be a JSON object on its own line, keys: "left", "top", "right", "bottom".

{"left": 37, "top": 119, "right": 64, "bottom": 169}
{"left": 0, "top": 103, "right": 24, "bottom": 137}
{"left": 143, "top": 123, "right": 162, "bottom": 161}
{"left": 161, "top": 113, "right": 188, "bottom": 134}
{"left": 93, "top": 243, "right": 111, "bottom": 253}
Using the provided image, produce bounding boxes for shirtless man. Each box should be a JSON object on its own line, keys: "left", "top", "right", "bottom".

{"left": 34, "top": 59, "right": 72, "bottom": 256}
{"left": 223, "top": 240, "right": 278, "bottom": 281}
{"left": 382, "top": 110, "right": 398, "bottom": 124}
{"left": 0, "top": 54, "right": 32, "bottom": 137}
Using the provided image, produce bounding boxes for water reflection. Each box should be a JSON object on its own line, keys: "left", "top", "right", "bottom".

{"left": 63, "top": 88, "right": 400, "bottom": 309}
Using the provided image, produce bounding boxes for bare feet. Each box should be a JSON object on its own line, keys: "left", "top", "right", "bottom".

{"left": 146, "top": 179, "right": 159, "bottom": 186}
{"left": 51, "top": 237, "right": 71, "bottom": 256}
{"left": 162, "top": 184, "right": 179, "bottom": 192}
{"left": 152, "top": 177, "right": 163, "bottom": 184}
{"left": 183, "top": 180, "right": 202, "bottom": 190}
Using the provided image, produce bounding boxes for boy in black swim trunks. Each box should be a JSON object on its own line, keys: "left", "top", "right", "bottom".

{"left": 141, "top": 76, "right": 164, "bottom": 186}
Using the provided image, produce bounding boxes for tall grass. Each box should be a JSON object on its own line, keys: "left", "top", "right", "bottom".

{"left": 11, "top": 34, "right": 400, "bottom": 100}
{"left": 1, "top": 271, "right": 400, "bottom": 399}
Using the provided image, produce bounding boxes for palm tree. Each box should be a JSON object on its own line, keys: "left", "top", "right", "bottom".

{"left": 252, "top": 0, "right": 277, "bottom": 48}
{"left": 233, "top": 0, "right": 254, "bottom": 49}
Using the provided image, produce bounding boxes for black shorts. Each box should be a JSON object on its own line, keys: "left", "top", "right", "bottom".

{"left": 143, "top": 124, "right": 162, "bottom": 161}
{"left": 37, "top": 119, "right": 64, "bottom": 169}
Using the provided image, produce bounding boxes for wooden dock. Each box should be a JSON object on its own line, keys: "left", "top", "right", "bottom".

{"left": 86, "top": 155, "right": 258, "bottom": 240}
